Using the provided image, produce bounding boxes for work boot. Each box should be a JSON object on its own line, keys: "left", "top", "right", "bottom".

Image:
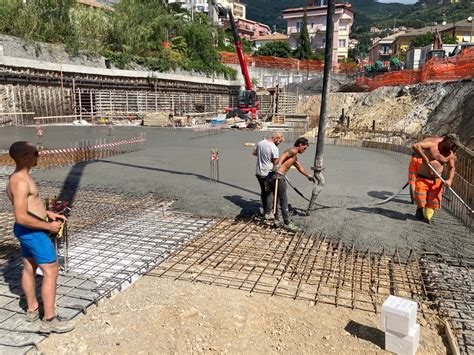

{"left": 415, "top": 207, "right": 424, "bottom": 220}
{"left": 423, "top": 207, "right": 435, "bottom": 225}
{"left": 25, "top": 308, "right": 39, "bottom": 322}
{"left": 39, "top": 315, "right": 75, "bottom": 334}
{"left": 284, "top": 222, "right": 302, "bottom": 233}
{"left": 264, "top": 212, "right": 275, "bottom": 221}
{"left": 274, "top": 219, "right": 283, "bottom": 228}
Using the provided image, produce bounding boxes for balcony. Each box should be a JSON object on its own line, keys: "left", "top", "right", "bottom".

{"left": 378, "top": 49, "right": 393, "bottom": 56}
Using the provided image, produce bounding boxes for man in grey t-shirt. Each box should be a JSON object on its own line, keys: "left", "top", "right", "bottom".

{"left": 252, "top": 132, "right": 284, "bottom": 218}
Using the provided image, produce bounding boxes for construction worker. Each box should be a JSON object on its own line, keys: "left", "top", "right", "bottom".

{"left": 253, "top": 132, "right": 284, "bottom": 219}
{"left": 411, "top": 133, "right": 459, "bottom": 223}
{"left": 6, "top": 141, "right": 75, "bottom": 333}
{"left": 270, "top": 137, "right": 315, "bottom": 232}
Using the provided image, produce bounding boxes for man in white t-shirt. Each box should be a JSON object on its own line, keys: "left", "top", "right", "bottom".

{"left": 252, "top": 132, "right": 284, "bottom": 219}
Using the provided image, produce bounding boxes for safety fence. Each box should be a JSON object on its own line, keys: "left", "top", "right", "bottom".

{"left": 319, "top": 137, "right": 472, "bottom": 229}
{"left": 220, "top": 52, "right": 358, "bottom": 74}
{"left": 0, "top": 134, "right": 145, "bottom": 169}
{"left": 356, "top": 48, "right": 474, "bottom": 91}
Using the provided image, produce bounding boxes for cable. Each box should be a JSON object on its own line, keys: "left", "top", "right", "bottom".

{"left": 284, "top": 175, "right": 409, "bottom": 210}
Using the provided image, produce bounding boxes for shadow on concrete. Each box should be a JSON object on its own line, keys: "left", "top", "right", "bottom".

{"left": 53, "top": 158, "right": 259, "bottom": 213}
{"left": 224, "top": 195, "right": 260, "bottom": 217}
{"left": 57, "top": 161, "right": 91, "bottom": 207}
{"left": 348, "top": 206, "right": 416, "bottom": 221}
{"left": 100, "top": 160, "right": 259, "bottom": 196}
{"left": 0, "top": 243, "right": 28, "bottom": 311}
{"left": 367, "top": 190, "right": 412, "bottom": 205}
{"left": 344, "top": 320, "right": 384, "bottom": 349}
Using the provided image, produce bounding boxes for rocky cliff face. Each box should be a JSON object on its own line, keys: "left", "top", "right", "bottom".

{"left": 422, "top": 81, "right": 474, "bottom": 147}
{"left": 297, "top": 81, "right": 473, "bottom": 147}
{"left": 0, "top": 34, "right": 105, "bottom": 68}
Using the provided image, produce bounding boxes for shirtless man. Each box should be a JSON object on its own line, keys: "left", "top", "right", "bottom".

{"left": 6, "top": 141, "right": 74, "bottom": 333}
{"left": 412, "top": 133, "right": 459, "bottom": 223}
{"left": 270, "top": 137, "right": 315, "bottom": 232}
{"left": 252, "top": 132, "right": 284, "bottom": 220}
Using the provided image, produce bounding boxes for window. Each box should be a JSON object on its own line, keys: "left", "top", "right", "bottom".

{"left": 338, "top": 39, "right": 346, "bottom": 48}
{"left": 322, "top": 38, "right": 326, "bottom": 48}
{"left": 296, "top": 21, "right": 303, "bottom": 33}
{"left": 339, "top": 25, "right": 347, "bottom": 31}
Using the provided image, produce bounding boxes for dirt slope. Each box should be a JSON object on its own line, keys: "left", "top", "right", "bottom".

{"left": 297, "top": 81, "right": 474, "bottom": 146}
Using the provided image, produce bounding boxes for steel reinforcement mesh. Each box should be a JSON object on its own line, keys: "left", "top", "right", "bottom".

{"left": 1, "top": 173, "right": 472, "bottom": 353}
{"left": 154, "top": 218, "right": 431, "bottom": 314}
{"left": 0, "top": 180, "right": 216, "bottom": 353}
{"left": 154, "top": 218, "right": 474, "bottom": 353}
{"left": 421, "top": 253, "right": 474, "bottom": 354}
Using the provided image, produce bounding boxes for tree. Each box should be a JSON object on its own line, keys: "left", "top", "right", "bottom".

{"left": 68, "top": 6, "right": 109, "bottom": 54}
{"left": 255, "top": 41, "right": 292, "bottom": 58}
{"left": 0, "top": 0, "right": 76, "bottom": 44}
{"left": 411, "top": 32, "right": 457, "bottom": 48}
{"left": 293, "top": 9, "right": 313, "bottom": 60}
{"left": 0, "top": 0, "right": 236, "bottom": 78}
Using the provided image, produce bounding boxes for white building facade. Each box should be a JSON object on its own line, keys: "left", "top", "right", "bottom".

{"left": 166, "top": 0, "right": 246, "bottom": 19}
{"left": 283, "top": 3, "right": 354, "bottom": 60}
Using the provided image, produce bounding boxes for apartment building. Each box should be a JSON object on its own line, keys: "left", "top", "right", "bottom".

{"left": 282, "top": 2, "right": 354, "bottom": 59}
{"left": 167, "top": 0, "right": 246, "bottom": 19}
{"left": 368, "top": 31, "right": 405, "bottom": 63}
{"left": 234, "top": 18, "right": 271, "bottom": 41}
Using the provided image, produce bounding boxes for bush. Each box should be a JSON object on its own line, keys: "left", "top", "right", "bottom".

{"left": 256, "top": 41, "right": 292, "bottom": 58}
{"left": 0, "top": 0, "right": 237, "bottom": 79}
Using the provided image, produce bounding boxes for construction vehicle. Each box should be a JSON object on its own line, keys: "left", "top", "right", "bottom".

{"left": 450, "top": 42, "right": 474, "bottom": 57}
{"left": 211, "top": 0, "right": 259, "bottom": 120}
{"left": 424, "top": 29, "right": 446, "bottom": 62}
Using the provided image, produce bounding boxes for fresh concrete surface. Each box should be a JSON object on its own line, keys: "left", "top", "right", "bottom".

{"left": 1, "top": 126, "right": 470, "bottom": 257}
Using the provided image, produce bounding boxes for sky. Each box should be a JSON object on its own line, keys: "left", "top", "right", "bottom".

{"left": 378, "top": 0, "right": 418, "bottom": 3}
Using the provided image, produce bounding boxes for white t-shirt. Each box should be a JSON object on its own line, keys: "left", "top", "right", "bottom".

{"left": 255, "top": 139, "right": 279, "bottom": 177}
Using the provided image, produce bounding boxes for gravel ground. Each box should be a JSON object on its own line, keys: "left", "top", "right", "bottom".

{"left": 37, "top": 277, "right": 447, "bottom": 354}
{"left": 1, "top": 126, "right": 471, "bottom": 257}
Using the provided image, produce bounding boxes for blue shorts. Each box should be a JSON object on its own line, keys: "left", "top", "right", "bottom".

{"left": 13, "top": 223, "right": 57, "bottom": 264}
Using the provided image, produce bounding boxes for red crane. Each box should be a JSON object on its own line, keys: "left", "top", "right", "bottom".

{"left": 211, "top": 0, "right": 259, "bottom": 119}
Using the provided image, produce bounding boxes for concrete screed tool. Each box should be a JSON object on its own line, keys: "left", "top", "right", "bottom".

{"left": 426, "top": 162, "right": 473, "bottom": 214}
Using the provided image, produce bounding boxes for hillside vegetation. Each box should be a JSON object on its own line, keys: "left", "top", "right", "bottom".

{"left": 0, "top": 0, "right": 236, "bottom": 79}
{"left": 243, "top": 0, "right": 474, "bottom": 33}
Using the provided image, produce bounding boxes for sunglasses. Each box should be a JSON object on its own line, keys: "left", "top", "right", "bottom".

{"left": 33, "top": 150, "right": 39, "bottom": 157}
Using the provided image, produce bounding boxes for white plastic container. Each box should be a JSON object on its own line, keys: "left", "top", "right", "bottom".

{"left": 381, "top": 295, "right": 418, "bottom": 335}
{"left": 385, "top": 323, "right": 420, "bottom": 355}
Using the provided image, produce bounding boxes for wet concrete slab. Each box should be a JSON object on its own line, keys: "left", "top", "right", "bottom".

{"left": 1, "top": 127, "right": 471, "bottom": 257}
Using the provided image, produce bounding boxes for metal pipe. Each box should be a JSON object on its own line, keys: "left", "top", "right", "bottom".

{"left": 307, "top": 0, "right": 336, "bottom": 214}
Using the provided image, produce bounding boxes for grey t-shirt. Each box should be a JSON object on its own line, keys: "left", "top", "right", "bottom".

{"left": 255, "top": 139, "right": 279, "bottom": 177}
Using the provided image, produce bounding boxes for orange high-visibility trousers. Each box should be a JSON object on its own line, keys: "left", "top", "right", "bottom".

{"left": 414, "top": 177, "right": 443, "bottom": 209}
{"left": 408, "top": 155, "right": 422, "bottom": 187}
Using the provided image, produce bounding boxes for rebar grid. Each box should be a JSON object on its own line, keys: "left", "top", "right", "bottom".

{"left": 0, "top": 181, "right": 170, "bottom": 236}
{"left": 66, "top": 208, "right": 215, "bottom": 299}
{"left": 420, "top": 253, "right": 474, "bottom": 354}
{"left": 0, "top": 181, "right": 217, "bottom": 352}
{"left": 153, "top": 218, "right": 431, "bottom": 314}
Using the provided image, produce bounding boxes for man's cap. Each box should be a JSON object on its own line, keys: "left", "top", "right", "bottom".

{"left": 444, "top": 133, "right": 461, "bottom": 147}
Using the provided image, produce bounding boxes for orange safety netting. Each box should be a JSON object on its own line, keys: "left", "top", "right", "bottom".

{"left": 356, "top": 47, "right": 474, "bottom": 91}
{"left": 220, "top": 52, "right": 324, "bottom": 72}
{"left": 220, "top": 52, "right": 359, "bottom": 74}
